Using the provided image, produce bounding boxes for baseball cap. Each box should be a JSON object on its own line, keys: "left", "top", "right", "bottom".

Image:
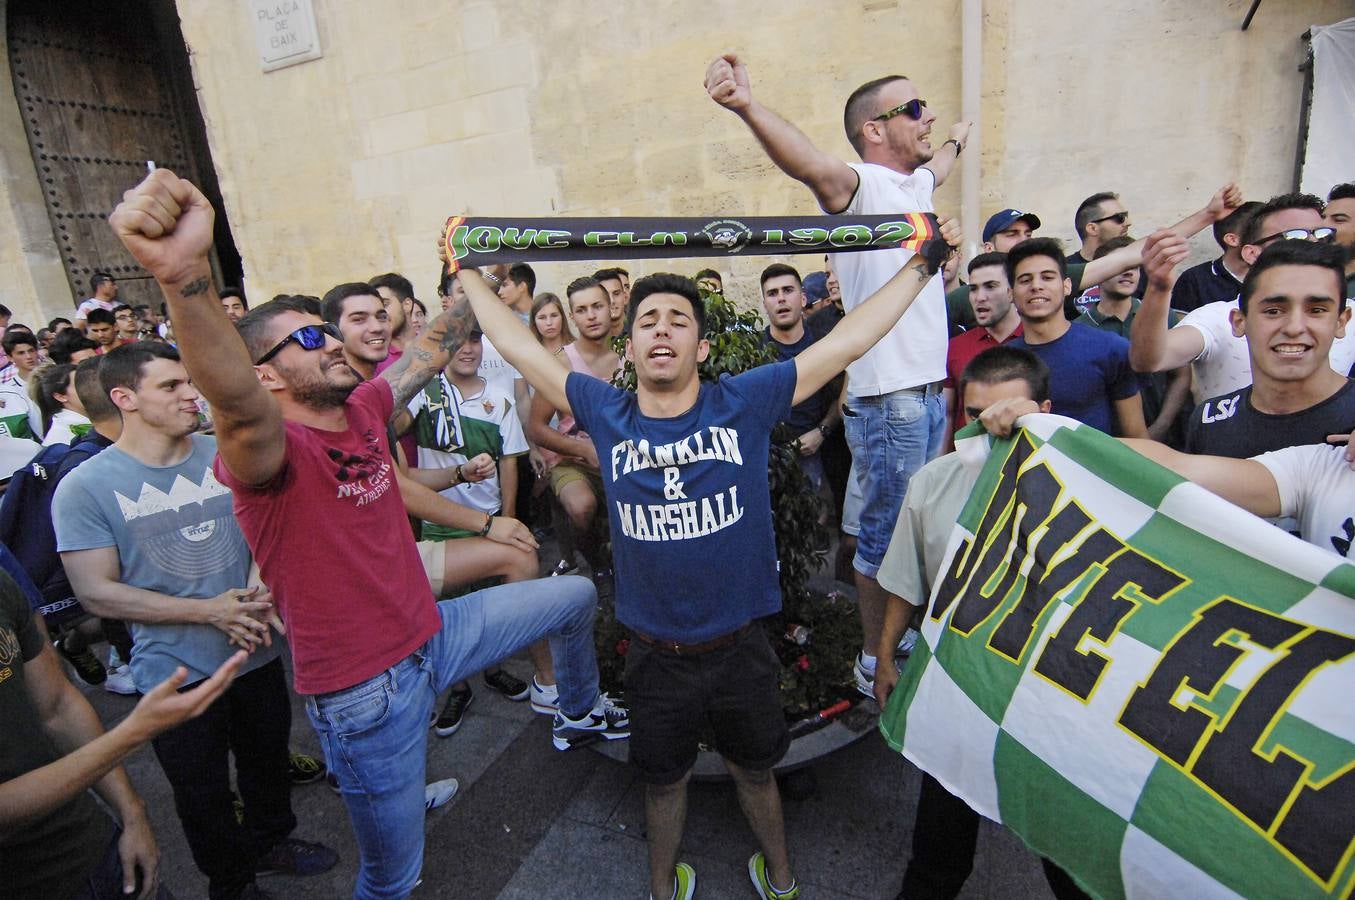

{"left": 802, "top": 271, "right": 829, "bottom": 305}
{"left": 983, "top": 209, "right": 1042, "bottom": 244}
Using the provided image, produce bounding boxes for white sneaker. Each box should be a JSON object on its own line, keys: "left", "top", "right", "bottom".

{"left": 529, "top": 676, "right": 559, "bottom": 715}
{"left": 104, "top": 664, "right": 137, "bottom": 695}
{"left": 424, "top": 777, "right": 459, "bottom": 811}
{"left": 897, "top": 628, "right": 920, "bottom": 656}
{"left": 853, "top": 652, "right": 875, "bottom": 699}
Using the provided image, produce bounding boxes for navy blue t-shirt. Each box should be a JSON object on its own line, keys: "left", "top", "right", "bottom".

{"left": 760, "top": 327, "right": 830, "bottom": 435}
{"left": 566, "top": 361, "right": 796, "bottom": 643}
{"left": 1012, "top": 323, "right": 1139, "bottom": 434}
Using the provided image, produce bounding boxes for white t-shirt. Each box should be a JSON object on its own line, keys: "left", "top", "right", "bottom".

{"left": 42, "top": 408, "right": 92, "bottom": 446}
{"left": 1253, "top": 443, "right": 1355, "bottom": 558}
{"left": 75, "top": 297, "right": 115, "bottom": 321}
{"left": 1179, "top": 299, "right": 1355, "bottom": 403}
{"left": 833, "top": 162, "right": 948, "bottom": 396}
{"left": 479, "top": 334, "right": 522, "bottom": 403}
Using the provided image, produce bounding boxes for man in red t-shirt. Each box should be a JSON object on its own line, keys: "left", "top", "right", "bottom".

{"left": 943, "top": 252, "right": 1022, "bottom": 436}
{"left": 109, "top": 170, "right": 628, "bottom": 898}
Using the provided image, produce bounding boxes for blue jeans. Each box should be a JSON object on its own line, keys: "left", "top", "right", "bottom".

{"left": 305, "top": 575, "right": 598, "bottom": 899}
{"left": 842, "top": 388, "right": 946, "bottom": 577}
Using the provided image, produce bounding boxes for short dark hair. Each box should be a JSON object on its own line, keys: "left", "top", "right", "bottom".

{"left": 368, "top": 272, "right": 415, "bottom": 302}
{"left": 219, "top": 286, "right": 248, "bottom": 309}
{"left": 1239, "top": 239, "right": 1349, "bottom": 314}
{"left": 238, "top": 296, "right": 319, "bottom": 362}
{"left": 1212, "top": 200, "right": 1263, "bottom": 249}
{"left": 694, "top": 268, "right": 722, "bottom": 285}
{"left": 1, "top": 330, "right": 36, "bottom": 355}
{"left": 843, "top": 75, "right": 909, "bottom": 157}
{"left": 112, "top": 303, "right": 132, "bottom": 315}
{"left": 759, "top": 263, "right": 801, "bottom": 290}
{"left": 565, "top": 276, "right": 606, "bottom": 307}
{"left": 89, "top": 271, "right": 114, "bottom": 292}
{"left": 410, "top": 297, "right": 427, "bottom": 317}
{"left": 438, "top": 263, "right": 456, "bottom": 298}
{"left": 625, "top": 273, "right": 707, "bottom": 337}
{"left": 1092, "top": 235, "right": 1135, "bottom": 260}
{"left": 1004, "top": 238, "right": 1067, "bottom": 284}
{"left": 505, "top": 263, "right": 536, "bottom": 296}
{"left": 967, "top": 251, "right": 1007, "bottom": 277}
{"left": 1074, "top": 192, "right": 1119, "bottom": 239}
{"left": 99, "top": 341, "right": 181, "bottom": 396}
{"left": 48, "top": 331, "right": 98, "bottom": 364}
{"left": 958, "top": 346, "right": 1051, "bottom": 406}
{"left": 321, "top": 282, "right": 382, "bottom": 325}
{"left": 85, "top": 308, "right": 116, "bottom": 327}
{"left": 1329, "top": 183, "right": 1355, "bottom": 203}
{"left": 0, "top": 304, "right": 10, "bottom": 319}
{"left": 47, "top": 316, "right": 71, "bottom": 330}
{"left": 1241, "top": 192, "right": 1326, "bottom": 246}
{"left": 73, "top": 356, "right": 117, "bottom": 421}
{"left": 592, "top": 267, "right": 623, "bottom": 286}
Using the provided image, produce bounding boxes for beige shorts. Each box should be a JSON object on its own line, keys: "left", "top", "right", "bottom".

{"left": 416, "top": 539, "right": 447, "bottom": 597}
{"left": 549, "top": 462, "right": 603, "bottom": 498}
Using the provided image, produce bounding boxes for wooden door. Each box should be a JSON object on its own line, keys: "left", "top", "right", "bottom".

{"left": 8, "top": 0, "right": 215, "bottom": 312}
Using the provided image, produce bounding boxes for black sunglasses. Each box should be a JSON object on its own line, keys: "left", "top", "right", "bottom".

{"left": 874, "top": 99, "right": 927, "bottom": 122}
{"left": 254, "top": 322, "right": 342, "bottom": 365}
{"left": 1091, "top": 212, "right": 1129, "bottom": 226}
{"left": 1253, "top": 226, "right": 1336, "bottom": 247}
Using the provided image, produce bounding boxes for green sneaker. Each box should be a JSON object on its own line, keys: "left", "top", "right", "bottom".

{"left": 651, "top": 862, "right": 695, "bottom": 900}
{"left": 748, "top": 852, "right": 797, "bottom": 899}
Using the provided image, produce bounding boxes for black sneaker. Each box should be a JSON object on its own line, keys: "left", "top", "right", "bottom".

{"left": 483, "top": 668, "right": 529, "bottom": 701}
{"left": 57, "top": 636, "right": 106, "bottom": 685}
{"left": 287, "top": 752, "right": 326, "bottom": 785}
{"left": 434, "top": 688, "right": 473, "bottom": 737}
{"left": 255, "top": 838, "right": 339, "bottom": 877}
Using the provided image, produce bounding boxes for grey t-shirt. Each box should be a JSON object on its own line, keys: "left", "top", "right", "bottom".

{"left": 53, "top": 433, "right": 278, "bottom": 690}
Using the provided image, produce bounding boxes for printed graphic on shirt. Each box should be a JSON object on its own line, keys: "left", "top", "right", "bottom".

{"left": 112, "top": 468, "right": 244, "bottom": 578}
{"left": 326, "top": 426, "right": 394, "bottom": 507}
{"left": 608, "top": 426, "right": 746, "bottom": 542}
{"left": 0, "top": 623, "right": 17, "bottom": 685}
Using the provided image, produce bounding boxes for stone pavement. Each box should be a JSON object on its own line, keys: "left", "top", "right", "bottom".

{"left": 83, "top": 652, "right": 1059, "bottom": 899}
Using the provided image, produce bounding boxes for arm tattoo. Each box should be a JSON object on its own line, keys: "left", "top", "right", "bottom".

{"left": 179, "top": 276, "right": 211, "bottom": 297}
{"left": 380, "top": 298, "right": 479, "bottom": 412}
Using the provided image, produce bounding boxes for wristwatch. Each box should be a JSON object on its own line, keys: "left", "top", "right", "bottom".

{"left": 943, "top": 138, "right": 963, "bottom": 156}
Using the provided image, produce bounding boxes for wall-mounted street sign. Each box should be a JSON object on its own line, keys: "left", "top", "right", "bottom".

{"left": 250, "top": 0, "right": 323, "bottom": 72}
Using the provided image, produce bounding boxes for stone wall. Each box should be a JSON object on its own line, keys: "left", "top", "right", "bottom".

{"left": 0, "top": 0, "right": 1349, "bottom": 326}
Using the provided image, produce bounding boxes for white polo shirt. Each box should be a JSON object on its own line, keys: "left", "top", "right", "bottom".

{"left": 833, "top": 162, "right": 948, "bottom": 397}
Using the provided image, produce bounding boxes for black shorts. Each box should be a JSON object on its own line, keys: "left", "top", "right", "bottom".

{"left": 624, "top": 623, "right": 789, "bottom": 784}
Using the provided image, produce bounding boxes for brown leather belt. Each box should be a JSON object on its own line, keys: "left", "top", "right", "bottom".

{"left": 631, "top": 622, "right": 753, "bottom": 656}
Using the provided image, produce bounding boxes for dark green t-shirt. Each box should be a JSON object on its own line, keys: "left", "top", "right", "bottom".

{"left": 0, "top": 572, "right": 113, "bottom": 898}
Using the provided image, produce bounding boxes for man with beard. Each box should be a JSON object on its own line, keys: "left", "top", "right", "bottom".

{"left": 759, "top": 263, "right": 839, "bottom": 493}
{"left": 55, "top": 342, "right": 337, "bottom": 899}
{"left": 109, "top": 170, "right": 627, "bottom": 898}
{"left": 706, "top": 55, "right": 969, "bottom": 699}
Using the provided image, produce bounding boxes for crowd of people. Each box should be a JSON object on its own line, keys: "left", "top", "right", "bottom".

{"left": 0, "top": 49, "right": 1350, "bottom": 900}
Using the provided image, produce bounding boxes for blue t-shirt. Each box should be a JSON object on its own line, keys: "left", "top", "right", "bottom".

{"left": 1012, "top": 323, "right": 1139, "bottom": 434}
{"left": 567, "top": 361, "right": 796, "bottom": 643}
{"left": 760, "top": 327, "right": 830, "bottom": 435}
{"left": 52, "top": 434, "right": 278, "bottom": 691}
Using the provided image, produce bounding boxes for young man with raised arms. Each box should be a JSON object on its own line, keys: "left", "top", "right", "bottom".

{"left": 454, "top": 210, "right": 958, "bottom": 900}
{"left": 109, "top": 170, "right": 626, "bottom": 899}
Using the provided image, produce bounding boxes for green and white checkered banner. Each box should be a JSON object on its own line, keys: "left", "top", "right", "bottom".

{"left": 880, "top": 415, "right": 1355, "bottom": 899}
